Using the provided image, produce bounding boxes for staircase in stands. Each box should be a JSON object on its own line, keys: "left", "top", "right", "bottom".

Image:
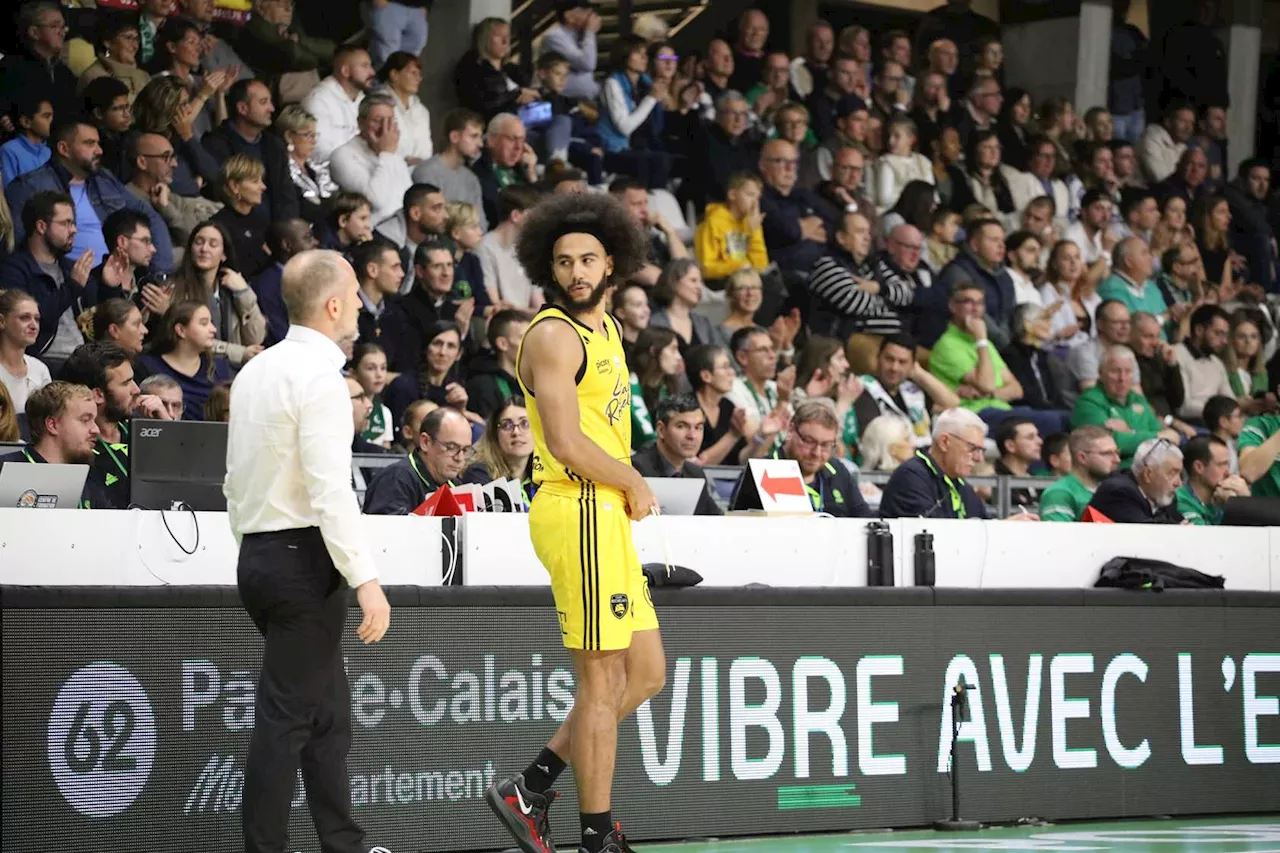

{"left": 510, "top": 0, "right": 712, "bottom": 73}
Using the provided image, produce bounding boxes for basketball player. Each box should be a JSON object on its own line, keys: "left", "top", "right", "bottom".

{"left": 486, "top": 193, "right": 666, "bottom": 853}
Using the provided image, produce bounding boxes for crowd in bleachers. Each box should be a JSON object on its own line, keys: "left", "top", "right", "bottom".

{"left": 0, "top": 0, "right": 1277, "bottom": 524}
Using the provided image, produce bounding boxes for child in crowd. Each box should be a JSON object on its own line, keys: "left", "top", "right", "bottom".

{"left": 446, "top": 201, "right": 493, "bottom": 317}
{"left": 874, "top": 115, "right": 934, "bottom": 214}
{"left": 534, "top": 51, "right": 606, "bottom": 184}
{"left": 925, "top": 208, "right": 961, "bottom": 272}
{"left": 695, "top": 171, "right": 769, "bottom": 284}
{"left": 321, "top": 191, "right": 373, "bottom": 256}
{"left": 352, "top": 342, "right": 394, "bottom": 447}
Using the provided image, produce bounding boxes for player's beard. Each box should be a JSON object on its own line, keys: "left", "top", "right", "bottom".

{"left": 551, "top": 274, "right": 611, "bottom": 312}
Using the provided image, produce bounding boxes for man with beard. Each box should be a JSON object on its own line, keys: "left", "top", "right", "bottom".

{"left": 1039, "top": 425, "right": 1121, "bottom": 521}
{"left": 630, "top": 393, "right": 722, "bottom": 516}
{"left": 6, "top": 118, "right": 174, "bottom": 273}
{"left": 745, "top": 399, "right": 872, "bottom": 517}
{"left": 302, "top": 45, "right": 376, "bottom": 163}
{"left": 487, "top": 192, "right": 663, "bottom": 853}
{"left": 1087, "top": 435, "right": 1185, "bottom": 523}
{"left": 0, "top": 381, "right": 111, "bottom": 509}
{"left": 60, "top": 341, "right": 172, "bottom": 508}
{"left": 1173, "top": 304, "right": 1235, "bottom": 422}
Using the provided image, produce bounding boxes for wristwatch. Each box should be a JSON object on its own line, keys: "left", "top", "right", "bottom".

{"left": 1164, "top": 415, "right": 1175, "bottom": 427}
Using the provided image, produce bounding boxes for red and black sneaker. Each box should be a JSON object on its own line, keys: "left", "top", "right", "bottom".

{"left": 485, "top": 772, "right": 560, "bottom": 853}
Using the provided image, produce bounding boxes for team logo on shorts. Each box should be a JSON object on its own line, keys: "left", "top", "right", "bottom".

{"left": 610, "top": 593, "right": 630, "bottom": 619}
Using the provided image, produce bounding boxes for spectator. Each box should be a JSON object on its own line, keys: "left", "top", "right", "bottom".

{"left": 1003, "top": 302, "right": 1070, "bottom": 412}
{"left": 1205, "top": 394, "right": 1243, "bottom": 474}
{"left": 1004, "top": 230, "right": 1043, "bottom": 306}
{"left": 696, "top": 171, "right": 767, "bottom": 283}
{"left": 685, "top": 344, "right": 746, "bottom": 465}
{"left": 859, "top": 414, "right": 915, "bottom": 472}
{"left": 251, "top": 218, "right": 315, "bottom": 346}
{"left": 1157, "top": 147, "right": 1210, "bottom": 214}
{"left": 329, "top": 93, "right": 413, "bottom": 232}
{"left": 1115, "top": 187, "right": 1160, "bottom": 246}
{"left": 466, "top": 308, "right": 529, "bottom": 421}
{"left": 648, "top": 259, "right": 717, "bottom": 353}
{"left": 77, "top": 13, "right": 150, "bottom": 105}
{"left": 1238, "top": 395, "right": 1280, "bottom": 496}
{"left": 1097, "top": 237, "right": 1166, "bottom": 333}
{"left": 963, "top": 129, "right": 1019, "bottom": 230}
{"left": 1223, "top": 159, "right": 1276, "bottom": 293}
{"left": 929, "top": 218, "right": 1014, "bottom": 348}
{"left": 393, "top": 398, "right": 436, "bottom": 451}
{"left": 204, "top": 80, "right": 298, "bottom": 223}
{"left": 702, "top": 39, "right": 735, "bottom": 107}
{"left": 1038, "top": 97, "right": 1078, "bottom": 180}
{"left": 1042, "top": 430, "right": 1072, "bottom": 477}
{"left": 351, "top": 237, "right": 406, "bottom": 364}
{"left": 170, "top": 221, "right": 266, "bottom": 366}
{"left": 1192, "top": 193, "right": 1243, "bottom": 295}
{"left": 207, "top": 155, "right": 270, "bottom": 278}
{"left": 138, "top": 372, "right": 183, "bottom": 419}
{"left": 957, "top": 77, "right": 1002, "bottom": 147}
{"left": 0, "top": 2, "right": 79, "bottom": 124}
{"left": 367, "top": 0, "right": 428, "bottom": 71}
{"left": 791, "top": 21, "right": 834, "bottom": 100}
{"left": 878, "top": 406, "right": 991, "bottom": 519}
{"left": 471, "top": 113, "right": 538, "bottom": 229}
{"left": 611, "top": 283, "right": 650, "bottom": 361}
{"left": 631, "top": 393, "right": 722, "bottom": 516}
{"left": 351, "top": 343, "right": 393, "bottom": 448}
{"left": 609, "top": 179, "right": 688, "bottom": 284}
{"left": 687, "top": 90, "right": 761, "bottom": 209}
{"left": 1064, "top": 189, "right": 1119, "bottom": 289}
{"left": 0, "top": 383, "right": 17, "bottom": 441}
{"left": 134, "top": 0, "right": 174, "bottom": 68}
{"left": 87, "top": 209, "right": 165, "bottom": 313}
{"left": 7, "top": 117, "right": 175, "bottom": 274}
{"left": 1020, "top": 137, "right": 1071, "bottom": 233}
{"left": 1173, "top": 304, "right": 1235, "bottom": 422}
{"left": 0, "top": 289, "right": 52, "bottom": 413}
{"left": 793, "top": 336, "right": 862, "bottom": 453}
{"left": 538, "top": 0, "right": 600, "bottom": 101}
{"left": 123, "top": 132, "right": 218, "bottom": 254}
{"left": 726, "top": 325, "right": 793, "bottom": 454}
{"left": 138, "top": 301, "right": 232, "bottom": 420}
{"left": 1071, "top": 344, "right": 1179, "bottom": 463}
{"left": 301, "top": 45, "right": 375, "bottom": 163}
{"left": 993, "top": 415, "right": 1042, "bottom": 507}
{"left": 1226, "top": 311, "right": 1274, "bottom": 412}
{"left": 455, "top": 17, "right": 537, "bottom": 122}
{"left": 596, "top": 37, "right": 670, "bottom": 190}
{"left": 363, "top": 407, "right": 473, "bottom": 515}
{"left": 1039, "top": 424, "right": 1120, "bottom": 521}
{"left": 1020, "top": 196, "right": 1059, "bottom": 260}
{"left": 727, "top": 9, "right": 770, "bottom": 94}
{"left": 413, "top": 108, "right": 487, "bottom": 230}
{"left": 384, "top": 319, "right": 475, "bottom": 428}
{"left": 995, "top": 87, "right": 1033, "bottom": 171}
{"left": 925, "top": 208, "right": 962, "bottom": 273}
{"left": 1130, "top": 311, "right": 1188, "bottom": 424}
{"left": 81, "top": 77, "right": 134, "bottom": 180}
{"left": 929, "top": 124, "right": 975, "bottom": 215}
{"left": 1191, "top": 104, "right": 1229, "bottom": 183}
{"left": 478, "top": 185, "right": 542, "bottom": 312}
{"left": 1138, "top": 102, "right": 1195, "bottom": 186}
{"left": 1176, "top": 434, "right": 1249, "bottom": 524}
{"left": 868, "top": 59, "right": 910, "bottom": 127}
{"left": 854, "top": 333, "right": 960, "bottom": 445}
{"left": 1, "top": 97, "right": 53, "bottom": 189}
{"left": 238, "top": 0, "right": 335, "bottom": 98}
{"left": 758, "top": 139, "right": 830, "bottom": 274}
{"left": 274, "top": 105, "right": 338, "bottom": 225}
{"left": 1067, "top": 299, "right": 1131, "bottom": 394}
{"left": 1086, "top": 435, "right": 1184, "bottom": 523}
{"left": 377, "top": 183, "right": 447, "bottom": 283}
{"left": 746, "top": 51, "right": 800, "bottom": 131}
{"left": 816, "top": 96, "right": 871, "bottom": 182}
{"left": 874, "top": 116, "right": 933, "bottom": 214}
{"left": 148, "top": 17, "right": 233, "bottom": 141}
{"left": 807, "top": 54, "right": 864, "bottom": 143}
{"left": 807, "top": 211, "right": 912, "bottom": 352}
{"left": 464, "top": 396, "right": 533, "bottom": 497}
{"left": 1153, "top": 0, "right": 1228, "bottom": 114}
{"left": 1108, "top": 0, "right": 1148, "bottom": 142}
{"left": 750, "top": 398, "right": 872, "bottom": 517}
{"left": 178, "top": 0, "right": 249, "bottom": 80}
{"left": 376, "top": 52, "right": 432, "bottom": 168}
{"left": 814, "top": 146, "right": 878, "bottom": 232}
{"left": 915, "top": 0, "right": 1000, "bottom": 77}
{"left": 628, "top": 326, "right": 684, "bottom": 450}
{"left": 90, "top": 298, "right": 148, "bottom": 357}
{"left": 129, "top": 76, "right": 220, "bottom": 202}
{"left": 445, "top": 201, "right": 487, "bottom": 309}
{"left": 910, "top": 71, "right": 960, "bottom": 157}
{"left": 0, "top": 381, "right": 111, "bottom": 507}
{"left": 346, "top": 375, "right": 383, "bottom": 454}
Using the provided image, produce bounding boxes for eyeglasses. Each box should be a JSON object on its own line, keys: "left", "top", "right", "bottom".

{"left": 949, "top": 434, "right": 986, "bottom": 457}
{"left": 498, "top": 417, "right": 531, "bottom": 433}
{"left": 430, "top": 437, "right": 474, "bottom": 460}
{"left": 793, "top": 430, "right": 837, "bottom": 455}
{"left": 350, "top": 390, "right": 370, "bottom": 402}
{"left": 764, "top": 157, "right": 799, "bottom": 168}
{"left": 1137, "top": 437, "right": 1172, "bottom": 468}
{"left": 720, "top": 109, "right": 750, "bottom": 119}
{"left": 142, "top": 151, "right": 177, "bottom": 162}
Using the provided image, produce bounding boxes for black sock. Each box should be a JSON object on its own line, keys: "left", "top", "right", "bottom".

{"left": 523, "top": 746, "right": 567, "bottom": 794}
{"left": 580, "top": 811, "right": 612, "bottom": 852}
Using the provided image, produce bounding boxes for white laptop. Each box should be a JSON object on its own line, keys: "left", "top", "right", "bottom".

{"left": 0, "top": 462, "right": 90, "bottom": 509}
{"left": 645, "top": 477, "right": 705, "bottom": 516}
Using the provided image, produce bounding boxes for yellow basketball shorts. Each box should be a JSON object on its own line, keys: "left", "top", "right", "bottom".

{"left": 527, "top": 482, "right": 659, "bottom": 651}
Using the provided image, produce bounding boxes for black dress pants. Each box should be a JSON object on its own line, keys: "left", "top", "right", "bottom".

{"left": 238, "top": 527, "right": 365, "bottom": 853}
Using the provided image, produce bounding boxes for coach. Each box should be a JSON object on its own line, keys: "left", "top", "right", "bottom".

{"left": 223, "top": 250, "right": 391, "bottom": 853}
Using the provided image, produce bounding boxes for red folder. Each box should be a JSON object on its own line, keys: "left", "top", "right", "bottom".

{"left": 412, "top": 485, "right": 465, "bottom": 517}
{"left": 1081, "top": 506, "right": 1114, "bottom": 524}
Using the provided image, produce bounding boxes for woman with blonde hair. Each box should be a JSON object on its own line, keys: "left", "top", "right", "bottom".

{"left": 859, "top": 414, "right": 915, "bottom": 472}
{"left": 132, "top": 75, "right": 221, "bottom": 198}
{"left": 1223, "top": 309, "right": 1272, "bottom": 409}
{"left": 274, "top": 104, "right": 338, "bottom": 222}
{"left": 0, "top": 290, "right": 52, "bottom": 414}
{"left": 718, "top": 268, "right": 765, "bottom": 345}
{"left": 210, "top": 154, "right": 271, "bottom": 277}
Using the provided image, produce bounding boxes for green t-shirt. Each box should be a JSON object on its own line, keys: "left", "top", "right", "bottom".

{"left": 1096, "top": 273, "right": 1169, "bottom": 336}
{"left": 1175, "top": 484, "right": 1222, "bottom": 525}
{"left": 1038, "top": 472, "right": 1096, "bottom": 522}
{"left": 1238, "top": 414, "right": 1280, "bottom": 497}
{"left": 927, "top": 324, "right": 1012, "bottom": 412}
{"left": 1070, "top": 385, "right": 1162, "bottom": 461}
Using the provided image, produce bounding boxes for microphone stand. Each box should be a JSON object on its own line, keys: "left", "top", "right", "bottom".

{"left": 934, "top": 679, "right": 982, "bottom": 831}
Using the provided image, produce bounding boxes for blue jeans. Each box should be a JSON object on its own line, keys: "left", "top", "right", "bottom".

{"left": 369, "top": 1, "right": 428, "bottom": 68}
{"left": 1111, "top": 111, "right": 1146, "bottom": 144}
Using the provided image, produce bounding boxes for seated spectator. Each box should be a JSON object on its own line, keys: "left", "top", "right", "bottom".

{"left": 1071, "top": 345, "right": 1180, "bottom": 464}
{"left": 347, "top": 375, "right": 386, "bottom": 454}
{"left": 1067, "top": 299, "right": 1131, "bottom": 393}
{"left": 352, "top": 238, "right": 407, "bottom": 368}
{"left": 413, "top": 108, "right": 488, "bottom": 231}
{"left": 874, "top": 115, "right": 934, "bottom": 214}
{"left": 1, "top": 96, "right": 53, "bottom": 189}
{"left": 446, "top": 201, "right": 488, "bottom": 310}
{"left": 1238, "top": 396, "right": 1280, "bottom": 496}
{"left": 0, "top": 2, "right": 80, "bottom": 125}
{"left": 1004, "top": 230, "right": 1044, "bottom": 307}
{"left": 1064, "top": 141, "right": 1121, "bottom": 225}
{"left": 169, "top": 221, "right": 266, "bottom": 366}
{"left": 1192, "top": 193, "right": 1243, "bottom": 290}
{"left": 464, "top": 396, "right": 534, "bottom": 499}
{"left": 859, "top": 414, "right": 915, "bottom": 472}
{"left": 993, "top": 415, "right": 1043, "bottom": 507}
{"left": 455, "top": 17, "right": 538, "bottom": 122}
{"left": 124, "top": 132, "right": 221, "bottom": 250}
{"left": 631, "top": 393, "right": 722, "bottom": 516}
{"left": 791, "top": 21, "right": 834, "bottom": 100}
{"left": 90, "top": 298, "right": 148, "bottom": 357}
{"left": 929, "top": 124, "right": 975, "bottom": 216}
{"left": 878, "top": 406, "right": 992, "bottom": 518}
{"left": 478, "top": 186, "right": 543, "bottom": 311}
{"left": 807, "top": 54, "right": 864, "bottom": 143}
{"left": 716, "top": 268, "right": 763, "bottom": 346}
{"left": 1223, "top": 310, "right": 1271, "bottom": 407}
{"left": 363, "top": 407, "right": 474, "bottom": 515}
{"left": 1020, "top": 196, "right": 1059, "bottom": 261}
{"left": 1156, "top": 147, "right": 1210, "bottom": 214}
{"left": 377, "top": 183, "right": 448, "bottom": 283}
{"left": 178, "top": 0, "right": 250, "bottom": 82}
{"left": 77, "top": 13, "right": 151, "bottom": 104}
{"left": 301, "top": 45, "right": 375, "bottom": 163}
{"left": 774, "top": 101, "right": 823, "bottom": 191}
{"left": 1003, "top": 303, "right": 1070, "bottom": 411}
{"left": 956, "top": 75, "right": 1002, "bottom": 146}
{"left": 925, "top": 208, "right": 962, "bottom": 273}
{"left": 376, "top": 52, "right": 432, "bottom": 168}
{"left": 0, "top": 381, "right": 111, "bottom": 507}
{"left": 611, "top": 283, "right": 650, "bottom": 361}
{"left": 648, "top": 260, "right": 718, "bottom": 353}
{"left": 210, "top": 155, "right": 272, "bottom": 278}
{"left": 0, "top": 289, "right": 52, "bottom": 413}
{"left": 880, "top": 181, "right": 934, "bottom": 242}
{"left": 695, "top": 172, "right": 768, "bottom": 283}
{"left": 758, "top": 139, "right": 831, "bottom": 275}
{"left": 1130, "top": 311, "right": 1190, "bottom": 426}
{"left": 759, "top": 399, "right": 874, "bottom": 517}
{"left": 996, "top": 88, "right": 1033, "bottom": 171}
{"left": 395, "top": 241, "right": 471, "bottom": 372}
{"left": 204, "top": 80, "right": 297, "bottom": 223}
{"left": 726, "top": 325, "right": 794, "bottom": 456}
{"left": 147, "top": 17, "right": 231, "bottom": 141}
{"left": 854, "top": 333, "right": 960, "bottom": 446}
{"left": 686, "top": 90, "right": 762, "bottom": 208}
{"left": 1018, "top": 137, "right": 1071, "bottom": 230}
{"left": 746, "top": 50, "right": 801, "bottom": 133}
{"left": 685, "top": 344, "right": 748, "bottom": 465}
{"left": 238, "top": 0, "right": 335, "bottom": 101}
{"left": 1042, "top": 430, "right": 1072, "bottom": 477}
{"left": 254, "top": 218, "right": 317, "bottom": 346}
{"left": 82, "top": 77, "right": 135, "bottom": 181}
{"left": 384, "top": 320, "right": 476, "bottom": 428}
{"left": 138, "top": 373, "right": 183, "bottom": 420}
{"left": 1038, "top": 424, "right": 1119, "bottom": 521}
{"left": 87, "top": 209, "right": 166, "bottom": 314}
{"left": 329, "top": 93, "right": 414, "bottom": 232}
{"left": 471, "top": 113, "right": 538, "bottom": 229}
{"left": 7, "top": 118, "right": 175, "bottom": 274}
{"left": 814, "top": 145, "right": 878, "bottom": 230}
{"left": 1115, "top": 187, "right": 1161, "bottom": 245}
{"left": 598, "top": 36, "right": 672, "bottom": 189}
{"left": 929, "top": 218, "right": 1014, "bottom": 348}
{"left": 1223, "top": 158, "right": 1276, "bottom": 293}
{"left": 910, "top": 70, "right": 961, "bottom": 158}
{"left": 963, "top": 130, "right": 1021, "bottom": 231}
{"left": 274, "top": 105, "right": 338, "bottom": 224}
{"left": 137, "top": 301, "right": 233, "bottom": 420}
{"left": 629, "top": 326, "right": 685, "bottom": 450}
{"left": 351, "top": 343, "right": 393, "bottom": 447}
{"left": 394, "top": 398, "right": 436, "bottom": 452}
{"left": 1173, "top": 304, "right": 1237, "bottom": 423}
{"left": 318, "top": 191, "right": 373, "bottom": 254}
{"left": 1084, "top": 106, "right": 1113, "bottom": 143}
{"left": 1111, "top": 139, "right": 1144, "bottom": 188}
{"left": 1176, "top": 434, "right": 1250, "bottom": 525}
{"left": 1097, "top": 237, "right": 1167, "bottom": 332}
{"left": 1064, "top": 189, "right": 1119, "bottom": 284}
{"left": 1204, "top": 394, "right": 1243, "bottom": 475}
{"left": 1086, "top": 435, "right": 1184, "bottom": 523}
{"left": 130, "top": 76, "right": 220, "bottom": 201}
{"left": 466, "top": 309, "right": 529, "bottom": 420}
{"left": 816, "top": 96, "right": 871, "bottom": 183}
{"left": 538, "top": 0, "right": 601, "bottom": 101}
{"left": 1138, "top": 101, "right": 1195, "bottom": 186}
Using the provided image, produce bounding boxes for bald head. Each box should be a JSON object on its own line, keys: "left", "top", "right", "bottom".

{"left": 887, "top": 224, "right": 924, "bottom": 272}
{"left": 1113, "top": 236, "right": 1153, "bottom": 282}
{"left": 282, "top": 250, "right": 361, "bottom": 342}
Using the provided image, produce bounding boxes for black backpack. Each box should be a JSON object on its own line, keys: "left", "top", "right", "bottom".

{"left": 1096, "top": 556, "right": 1225, "bottom": 590}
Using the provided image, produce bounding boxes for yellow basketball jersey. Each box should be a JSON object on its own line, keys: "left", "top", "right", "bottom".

{"left": 516, "top": 306, "right": 632, "bottom": 498}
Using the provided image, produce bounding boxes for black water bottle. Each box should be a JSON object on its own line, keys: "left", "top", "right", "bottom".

{"left": 866, "top": 522, "right": 895, "bottom": 586}
{"left": 914, "top": 530, "right": 936, "bottom": 586}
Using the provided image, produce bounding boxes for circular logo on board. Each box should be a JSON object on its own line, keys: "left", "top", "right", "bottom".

{"left": 46, "top": 662, "right": 157, "bottom": 816}
{"left": 17, "top": 489, "right": 37, "bottom": 508}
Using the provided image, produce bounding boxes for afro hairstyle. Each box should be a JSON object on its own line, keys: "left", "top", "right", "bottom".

{"left": 515, "top": 192, "right": 649, "bottom": 300}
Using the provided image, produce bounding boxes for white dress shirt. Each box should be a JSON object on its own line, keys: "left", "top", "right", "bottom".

{"left": 329, "top": 135, "right": 413, "bottom": 229}
{"left": 302, "top": 76, "right": 364, "bottom": 164}
{"left": 224, "top": 325, "right": 377, "bottom": 589}
{"left": 391, "top": 92, "right": 433, "bottom": 163}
